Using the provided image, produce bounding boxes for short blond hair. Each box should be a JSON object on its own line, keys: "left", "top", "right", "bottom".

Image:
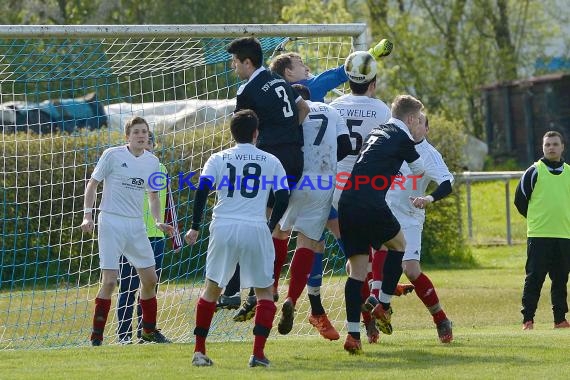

{"left": 269, "top": 52, "right": 302, "bottom": 78}
{"left": 391, "top": 95, "right": 424, "bottom": 120}
{"left": 124, "top": 116, "right": 149, "bottom": 136}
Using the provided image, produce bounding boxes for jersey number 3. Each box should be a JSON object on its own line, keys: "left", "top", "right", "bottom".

{"left": 275, "top": 86, "right": 293, "bottom": 118}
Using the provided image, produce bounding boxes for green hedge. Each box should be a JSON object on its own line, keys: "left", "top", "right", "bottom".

{"left": 0, "top": 125, "right": 233, "bottom": 289}
{"left": 420, "top": 114, "right": 474, "bottom": 267}
{"left": 0, "top": 114, "right": 472, "bottom": 289}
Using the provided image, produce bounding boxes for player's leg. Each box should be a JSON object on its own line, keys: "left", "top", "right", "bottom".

{"left": 126, "top": 218, "right": 165, "bottom": 343}
{"left": 271, "top": 228, "right": 290, "bottom": 300}
{"left": 134, "top": 237, "right": 166, "bottom": 340}
{"left": 135, "top": 265, "right": 166, "bottom": 342}
{"left": 370, "top": 209, "right": 405, "bottom": 336}
{"left": 370, "top": 246, "right": 414, "bottom": 299}
{"left": 91, "top": 269, "right": 119, "bottom": 346}
{"left": 402, "top": 225, "right": 452, "bottom": 342}
{"left": 192, "top": 278, "right": 222, "bottom": 367}
{"left": 370, "top": 247, "right": 386, "bottom": 298}
{"left": 278, "top": 232, "right": 316, "bottom": 335}
{"left": 193, "top": 219, "right": 239, "bottom": 366}
{"left": 239, "top": 222, "right": 278, "bottom": 367}
{"left": 91, "top": 212, "right": 123, "bottom": 346}
{"left": 307, "top": 235, "right": 340, "bottom": 341}
{"left": 117, "top": 254, "right": 139, "bottom": 343}
{"left": 359, "top": 253, "right": 379, "bottom": 344}
{"left": 339, "top": 202, "right": 373, "bottom": 354}
{"left": 521, "top": 237, "right": 549, "bottom": 329}
{"left": 549, "top": 238, "right": 569, "bottom": 328}
{"left": 307, "top": 238, "right": 326, "bottom": 315}
{"left": 272, "top": 224, "right": 292, "bottom": 299}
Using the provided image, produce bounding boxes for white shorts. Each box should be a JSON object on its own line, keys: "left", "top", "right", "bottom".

{"left": 97, "top": 212, "right": 155, "bottom": 270}
{"left": 279, "top": 186, "right": 334, "bottom": 240}
{"left": 206, "top": 219, "right": 274, "bottom": 289}
{"left": 401, "top": 223, "right": 423, "bottom": 262}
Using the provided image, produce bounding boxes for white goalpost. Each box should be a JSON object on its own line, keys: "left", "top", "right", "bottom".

{"left": 0, "top": 23, "right": 367, "bottom": 349}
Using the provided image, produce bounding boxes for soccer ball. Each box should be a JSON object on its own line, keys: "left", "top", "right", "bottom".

{"left": 344, "top": 51, "right": 377, "bottom": 84}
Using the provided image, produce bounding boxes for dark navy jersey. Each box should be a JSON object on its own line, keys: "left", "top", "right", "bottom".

{"left": 235, "top": 68, "right": 302, "bottom": 147}
{"left": 340, "top": 123, "right": 421, "bottom": 209}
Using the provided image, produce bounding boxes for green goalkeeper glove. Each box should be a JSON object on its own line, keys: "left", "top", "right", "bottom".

{"left": 368, "top": 39, "right": 393, "bottom": 60}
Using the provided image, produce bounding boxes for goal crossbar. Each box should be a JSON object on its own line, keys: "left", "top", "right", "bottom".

{"left": 0, "top": 24, "right": 367, "bottom": 47}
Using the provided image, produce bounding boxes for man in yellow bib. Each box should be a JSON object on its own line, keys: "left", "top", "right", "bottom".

{"left": 515, "top": 130, "right": 570, "bottom": 330}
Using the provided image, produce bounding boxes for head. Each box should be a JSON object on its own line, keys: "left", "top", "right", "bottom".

{"left": 411, "top": 112, "right": 428, "bottom": 142}
{"left": 226, "top": 37, "right": 263, "bottom": 80}
{"left": 344, "top": 51, "right": 378, "bottom": 96}
{"left": 270, "top": 52, "right": 309, "bottom": 82}
{"left": 542, "top": 130, "right": 565, "bottom": 161}
{"left": 391, "top": 95, "right": 424, "bottom": 132}
{"left": 145, "top": 131, "right": 156, "bottom": 152}
{"left": 292, "top": 83, "right": 311, "bottom": 101}
{"left": 124, "top": 116, "right": 150, "bottom": 151}
{"left": 349, "top": 77, "right": 377, "bottom": 96}
{"left": 231, "top": 109, "right": 259, "bottom": 144}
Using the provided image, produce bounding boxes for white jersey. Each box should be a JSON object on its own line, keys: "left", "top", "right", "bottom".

{"left": 91, "top": 145, "right": 160, "bottom": 218}
{"left": 386, "top": 139, "right": 454, "bottom": 226}
{"left": 201, "top": 143, "right": 288, "bottom": 223}
{"left": 330, "top": 94, "right": 391, "bottom": 175}
{"left": 302, "top": 100, "right": 349, "bottom": 181}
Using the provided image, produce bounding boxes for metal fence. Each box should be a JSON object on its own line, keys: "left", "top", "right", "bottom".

{"left": 457, "top": 171, "right": 525, "bottom": 245}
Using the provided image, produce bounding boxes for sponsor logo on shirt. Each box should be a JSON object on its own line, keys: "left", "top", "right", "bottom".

{"left": 122, "top": 177, "right": 145, "bottom": 190}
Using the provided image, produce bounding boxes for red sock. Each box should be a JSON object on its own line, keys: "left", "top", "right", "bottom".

{"left": 253, "top": 299, "right": 276, "bottom": 359}
{"left": 272, "top": 237, "right": 289, "bottom": 289}
{"left": 139, "top": 297, "right": 157, "bottom": 333}
{"left": 194, "top": 297, "right": 217, "bottom": 354}
{"left": 411, "top": 273, "right": 447, "bottom": 324}
{"left": 371, "top": 249, "right": 387, "bottom": 298}
{"left": 91, "top": 297, "right": 111, "bottom": 340}
{"left": 372, "top": 249, "right": 387, "bottom": 282}
{"left": 286, "top": 248, "right": 315, "bottom": 304}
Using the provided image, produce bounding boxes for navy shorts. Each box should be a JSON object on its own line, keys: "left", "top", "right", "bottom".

{"left": 338, "top": 202, "right": 400, "bottom": 258}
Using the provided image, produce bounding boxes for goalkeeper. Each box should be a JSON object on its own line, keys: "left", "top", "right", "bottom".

{"left": 269, "top": 38, "right": 392, "bottom": 102}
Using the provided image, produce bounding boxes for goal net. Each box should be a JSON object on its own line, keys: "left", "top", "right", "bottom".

{"left": 0, "top": 24, "right": 366, "bottom": 349}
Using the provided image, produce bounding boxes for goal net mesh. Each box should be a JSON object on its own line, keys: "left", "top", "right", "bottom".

{"left": 0, "top": 27, "right": 357, "bottom": 348}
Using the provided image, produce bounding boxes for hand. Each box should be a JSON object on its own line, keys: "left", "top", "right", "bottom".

{"left": 185, "top": 229, "right": 199, "bottom": 246}
{"left": 156, "top": 223, "right": 175, "bottom": 237}
{"left": 368, "top": 39, "right": 393, "bottom": 59}
{"left": 80, "top": 217, "right": 94, "bottom": 234}
{"left": 410, "top": 195, "right": 433, "bottom": 209}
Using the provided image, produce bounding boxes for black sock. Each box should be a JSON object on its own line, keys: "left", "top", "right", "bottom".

{"left": 381, "top": 250, "right": 405, "bottom": 301}
{"left": 309, "top": 294, "right": 325, "bottom": 316}
{"left": 345, "top": 277, "right": 363, "bottom": 340}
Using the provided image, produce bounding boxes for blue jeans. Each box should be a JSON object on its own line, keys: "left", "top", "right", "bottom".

{"left": 117, "top": 237, "right": 165, "bottom": 340}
